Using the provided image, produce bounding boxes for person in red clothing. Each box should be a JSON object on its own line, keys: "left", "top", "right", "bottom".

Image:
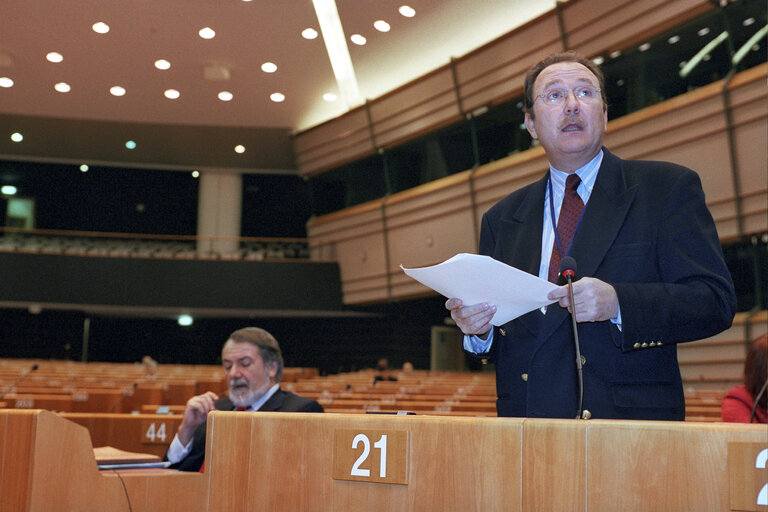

{"left": 722, "top": 333, "right": 767, "bottom": 423}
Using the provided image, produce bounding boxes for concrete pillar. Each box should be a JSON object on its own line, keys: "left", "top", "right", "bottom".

{"left": 197, "top": 171, "right": 242, "bottom": 256}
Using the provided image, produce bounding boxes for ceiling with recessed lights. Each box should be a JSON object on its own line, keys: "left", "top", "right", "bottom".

{"left": 0, "top": 0, "right": 553, "bottom": 134}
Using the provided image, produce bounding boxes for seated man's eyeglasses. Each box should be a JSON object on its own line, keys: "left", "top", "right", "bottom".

{"left": 537, "top": 86, "right": 601, "bottom": 106}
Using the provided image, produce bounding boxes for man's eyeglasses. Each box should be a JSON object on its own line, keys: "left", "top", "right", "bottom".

{"left": 536, "top": 86, "right": 602, "bottom": 106}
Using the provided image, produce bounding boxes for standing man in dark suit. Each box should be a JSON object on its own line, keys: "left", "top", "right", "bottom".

{"left": 165, "top": 327, "right": 323, "bottom": 471}
{"left": 446, "top": 51, "right": 735, "bottom": 420}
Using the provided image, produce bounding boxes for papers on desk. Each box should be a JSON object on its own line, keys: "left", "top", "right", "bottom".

{"left": 94, "top": 445, "right": 171, "bottom": 470}
{"left": 401, "top": 253, "right": 559, "bottom": 325}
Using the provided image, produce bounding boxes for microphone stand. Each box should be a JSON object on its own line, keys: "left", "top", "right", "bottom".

{"left": 563, "top": 270, "right": 586, "bottom": 419}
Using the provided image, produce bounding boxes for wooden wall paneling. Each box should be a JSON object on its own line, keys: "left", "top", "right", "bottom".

{"left": 585, "top": 420, "right": 765, "bottom": 511}
{"left": 384, "top": 173, "right": 476, "bottom": 299}
{"left": 295, "top": 109, "right": 375, "bottom": 176}
{"left": 728, "top": 65, "right": 768, "bottom": 235}
{"left": 369, "top": 68, "right": 461, "bottom": 149}
{"left": 604, "top": 85, "right": 738, "bottom": 239}
{"left": 472, "top": 148, "right": 550, "bottom": 216}
{"left": 522, "top": 418, "right": 587, "bottom": 512}
{"left": 308, "top": 201, "right": 390, "bottom": 304}
{"left": 562, "top": 0, "right": 712, "bottom": 57}
{"left": 455, "top": 15, "right": 562, "bottom": 113}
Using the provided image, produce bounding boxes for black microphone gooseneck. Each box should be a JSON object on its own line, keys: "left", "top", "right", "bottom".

{"left": 0, "top": 364, "right": 39, "bottom": 400}
{"left": 560, "top": 257, "right": 588, "bottom": 420}
{"left": 110, "top": 382, "right": 139, "bottom": 413}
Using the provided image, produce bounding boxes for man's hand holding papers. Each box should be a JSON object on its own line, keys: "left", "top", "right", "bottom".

{"left": 401, "top": 253, "right": 559, "bottom": 329}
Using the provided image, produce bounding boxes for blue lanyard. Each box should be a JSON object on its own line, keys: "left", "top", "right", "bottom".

{"left": 548, "top": 176, "right": 586, "bottom": 258}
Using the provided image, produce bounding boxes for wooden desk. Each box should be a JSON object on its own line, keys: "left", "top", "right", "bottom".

{"left": 0, "top": 410, "right": 206, "bottom": 512}
{"left": 204, "top": 412, "right": 767, "bottom": 512}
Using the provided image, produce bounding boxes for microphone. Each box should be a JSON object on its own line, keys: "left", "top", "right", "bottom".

{"left": 559, "top": 257, "right": 588, "bottom": 420}
{"left": 110, "top": 382, "right": 138, "bottom": 413}
{"left": 0, "top": 364, "right": 39, "bottom": 400}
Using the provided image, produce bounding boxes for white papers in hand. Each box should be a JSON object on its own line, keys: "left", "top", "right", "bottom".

{"left": 401, "top": 253, "right": 559, "bottom": 325}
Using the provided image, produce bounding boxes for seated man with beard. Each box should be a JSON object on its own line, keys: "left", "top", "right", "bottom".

{"left": 165, "top": 327, "right": 324, "bottom": 471}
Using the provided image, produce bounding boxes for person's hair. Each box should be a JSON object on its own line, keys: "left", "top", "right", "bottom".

{"left": 227, "top": 327, "right": 284, "bottom": 382}
{"left": 523, "top": 51, "right": 607, "bottom": 118}
{"left": 744, "top": 334, "right": 768, "bottom": 408}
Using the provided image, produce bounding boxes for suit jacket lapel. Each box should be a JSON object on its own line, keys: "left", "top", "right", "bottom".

{"left": 568, "top": 148, "right": 637, "bottom": 280}
{"left": 538, "top": 148, "right": 637, "bottom": 342}
{"left": 258, "top": 389, "right": 285, "bottom": 411}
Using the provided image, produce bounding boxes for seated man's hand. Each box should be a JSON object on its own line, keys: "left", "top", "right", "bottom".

{"left": 177, "top": 391, "right": 219, "bottom": 445}
{"left": 547, "top": 277, "right": 619, "bottom": 322}
{"left": 445, "top": 298, "right": 496, "bottom": 337}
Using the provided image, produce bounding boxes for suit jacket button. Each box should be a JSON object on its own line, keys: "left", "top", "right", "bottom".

{"left": 633, "top": 342, "right": 641, "bottom": 349}
{"left": 641, "top": 342, "right": 648, "bottom": 348}
{"left": 521, "top": 373, "right": 528, "bottom": 382}
{"left": 580, "top": 355, "right": 586, "bottom": 366}
{"left": 657, "top": 341, "right": 663, "bottom": 346}
{"left": 481, "top": 358, "right": 489, "bottom": 365}
{"left": 649, "top": 341, "right": 656, "bottom": 347}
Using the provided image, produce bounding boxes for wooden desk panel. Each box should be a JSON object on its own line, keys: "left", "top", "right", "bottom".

{"left": 0, "top": 410, "right": 206, "bottom": 512}
{"left": 206, "top": 412, "right": 524, "bottom": 512}
{"left": 61, "top": 413, "right": 183, "bottom": 457}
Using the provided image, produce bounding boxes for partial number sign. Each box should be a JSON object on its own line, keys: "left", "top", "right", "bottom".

{"left": 332, "top": 429, "right": 408, "bottom": 484}
{"left": 728, "top": 442, "right": 768, "bottom": 511}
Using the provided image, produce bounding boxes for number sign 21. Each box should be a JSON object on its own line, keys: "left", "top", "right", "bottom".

{"left": 332, "top": 429, "right": 408, "bottom": 484}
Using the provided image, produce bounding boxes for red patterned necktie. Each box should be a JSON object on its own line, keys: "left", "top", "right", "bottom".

{"left": 548, "top": 174, "right": 584, "bottom": 283}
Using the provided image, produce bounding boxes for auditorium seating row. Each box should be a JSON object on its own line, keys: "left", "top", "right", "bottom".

{"left": 0, "top": 231, "right": 309, "bottom": 260}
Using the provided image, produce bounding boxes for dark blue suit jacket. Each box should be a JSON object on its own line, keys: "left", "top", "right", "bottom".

{"left": 167, "top": 389, "right": 324, "bottom": 471}
{"left": 474, "top": 148, "right": 735, "bottom": 420}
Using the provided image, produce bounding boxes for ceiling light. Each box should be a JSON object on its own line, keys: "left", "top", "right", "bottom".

{"left": 668, "top": 35, "right": 680, "bottom": 44}
{"left": 1, "top": 185, "right": 17, "bottom": 195}
{"left": 218, "top": 91, "right": 233, "bottom": 101}
{"left": 110, "top": 86, "right": 126, "bottom": 96}
{"left": 350, "top": 34, "right": 366, "bottom": 45}
{"left": 199, "top": 27, "right": 216, "bottom": 39}
{"left": 0, "top": 77, "right": 13, "bottom": 88}
{"left": 697, "top": 27, "right": 711, "bottom": 37}
{"left": 617, "top": 79, "right": 625, "bottom": 86}
{"left": 154, "top": 59, "right": 171, "bottom": 70}
{"left": 374, "top": 20, "right": 390, "bottom": 32}
{"left": 743, "top": 17, "right": 755, "bottom": 27}
{"left": 10, "top": 132, "right": 23, "bottom": 142}
{"left": 92, "top": 22, "right": 110, "bottom": 34}
{"left": 125, "top": 140, "right": 136, "bottom": 149}
{"left": 302, "top": 28, "right": 319, "bottom": 39}
{"left": 177, "top": 315, "right": 193, "bottom": 327}
{"left": 261, "top": 62, "right": 277, "bottom": 73}
{"left": 164, "top": 89, "right": 180, "bottom": 99}
{"left": 399, "top": 6, "right": 416, "bottom": 17}
{"left": 270, "top": 92, "right": 285, "bottom": 102}
{"left": 592, "top": 56, "right": 604, "bottom": 65}
{"left": 639, "top": 43, "right": 651, "bottom": 52}
{"left": 192, "top": 170, "right": 200, "bottom": 178}
{"left": 80, "top": 164, "right": 89, "bottom": 172}
{"left": 323, "top": 92, "right": 338, "bottom": 102}
{"left": 234, "top": 145, "right": 246, "bottom": 154}
{"left": 610, "top": 50, "right": 621, "bottom": 59}
{"left": 46, "top": 52, "right": 63, "bottom": 63}
{"left": 54, "top": 82, "right": 71, "bottom": 93}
